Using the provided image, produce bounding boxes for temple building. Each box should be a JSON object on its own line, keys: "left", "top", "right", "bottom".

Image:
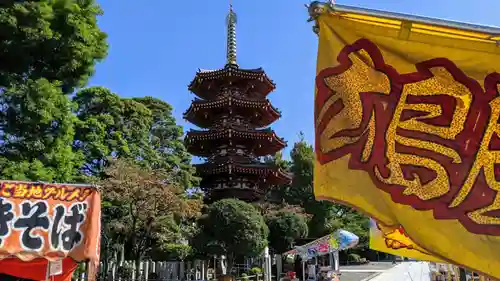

{"left": 183, "top": 4, "right": 291, "bottom": 202}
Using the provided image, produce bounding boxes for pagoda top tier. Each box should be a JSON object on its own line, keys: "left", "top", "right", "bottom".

{"left": 188, "top": 64, "right": 276, "bottom": 100}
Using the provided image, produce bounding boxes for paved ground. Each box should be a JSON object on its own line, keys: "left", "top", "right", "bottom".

{"left": 339, "top": 262, "right": 395, "bottom": 281}
{"left": 370, "top": 262, "right": 431, "bottom": 281}
{"left": 338, "top": 271, "right": 375, "bottom": 281}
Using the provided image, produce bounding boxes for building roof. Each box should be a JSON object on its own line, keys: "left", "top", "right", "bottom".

{"left": 183, "top": 96, "right": 281, "bottom": 128}
{"left": 187, "top": 65, "right": 276, "bottom": 99}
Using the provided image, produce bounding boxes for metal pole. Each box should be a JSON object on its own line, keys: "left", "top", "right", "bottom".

{"left": 307, "top": 1, "right": 500, "bottom": 36}
{"left": 264, "top": 247, "right": 271, "bottom": 281}
{"left": 458, "top": 268, "right": 467, "bottom": 281}
{"left": 333, "top": 4, "right": 500, "bottom": 35}
{"left": 302, "top": 262, "right": 305, "bottom": 281}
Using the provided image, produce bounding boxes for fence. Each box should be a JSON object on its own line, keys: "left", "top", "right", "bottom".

{"left": 72, "top": 260, "right": 266, "bottom": 281}
{"left": 73, "top": 260, "right": 210, "bottom": 281}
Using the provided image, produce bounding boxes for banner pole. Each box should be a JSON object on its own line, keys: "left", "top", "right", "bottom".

{"left": 305, "top": 1, "right": 500, "bottom": 35}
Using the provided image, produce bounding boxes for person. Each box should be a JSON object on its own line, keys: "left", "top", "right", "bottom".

{"left": 307, "top": 261, "right": 316, "bottom": 281}
{"left": 294, "top": 256, "right": 302, "bottom": 281}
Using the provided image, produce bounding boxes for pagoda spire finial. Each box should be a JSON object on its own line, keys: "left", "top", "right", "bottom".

{"left": 225, "top": 0, "right": 238, "bottom": 68}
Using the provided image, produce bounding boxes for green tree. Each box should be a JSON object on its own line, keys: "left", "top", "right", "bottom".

{"left": 100, "top": 159, "right": 202, "bottom": 271}
{"left": 287, "top": 132, "right": 315, "bottom": 206}
{"left": 286, "top": 133, "right": 333, "bottom": 237}
{"left": 193, "top": 199, "right": 269, "bottom": 274}
{"left": 285, "top": 134, "right": 369, "bottom": 244}
{"left": 263, "top": 151, "right": 291, "bottom": 171}
{"left": 0, "top": 0, "right": 107, "bottom": 92}
{"left": 73, "top": 88, "right": 200, "bottom": 268}
{"left": 264, "top": 151, "right": 292, "bottom": 202}
{"left": 333, "top": 208, "right": 370, "bottom": 249}
{"left": 73, "top": 87, "right": 197, "bottom": 188}
{"left": 0, "top": 79, "right": 84, "bottom": 182}
{"left": 266, "top": 211, "right": 308, "bottom": 254}
{"left": 150, "top": 243, "right": 193, "bottom": 261}
{"left": 0, "top": 0, "right": 107, "bottom": 181}
{"left": 133, "top": 96, "right": 197, "bottom": 188}
{"left": 73, "top": 87, "right": 152, "bottom": 177}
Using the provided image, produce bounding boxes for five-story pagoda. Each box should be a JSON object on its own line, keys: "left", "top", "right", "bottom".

{"left": 184, "top": 4, "right": 291, "bottom": 202}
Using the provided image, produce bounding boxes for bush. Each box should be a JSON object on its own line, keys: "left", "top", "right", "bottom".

{"left": 193, "top": 199, "right": 269, "bottom": 273}
{"left": 163, "top": 243, "right": 192, "bottom": 260}
{"left": 250, "top": 267, "right": 263, "bottom": 275}
{"left": 348, "top": 253, "right": 361, "bottom": 263}
{"left": 249, "top": 267, "right": 263, "bottom": 281}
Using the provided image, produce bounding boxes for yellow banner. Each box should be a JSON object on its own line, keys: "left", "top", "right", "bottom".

{"left": 313, "top": 7, "right": 500, "bottom": 279}
{"left": 369, "top": 219, "right": 443, "bottom": 262}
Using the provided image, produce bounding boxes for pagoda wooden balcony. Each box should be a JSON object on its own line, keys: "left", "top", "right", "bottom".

{"left": 183, "top": 96, "right": 281, "bottom": 128}
{"left": 185, "top": 128, "right": 286, "bottom": 157}
{"left": 204, "top": 186, "right": 266, "bottom": 202}
{"left": 195, "top": 162, "right": 292, "bottom": 186}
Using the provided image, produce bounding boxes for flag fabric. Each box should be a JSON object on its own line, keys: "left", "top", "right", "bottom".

{"left": 313, "top": 7, "right": 500, "bottom": 279}
{"left": 369, "top": 219, "right": 443, "bottom": 262}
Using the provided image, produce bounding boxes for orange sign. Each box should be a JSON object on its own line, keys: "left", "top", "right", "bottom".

{"left": 0, "top": 181, "right": 101, "bottom": 280}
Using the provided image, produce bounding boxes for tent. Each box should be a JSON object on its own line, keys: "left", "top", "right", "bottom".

{"left": 283, "top": 229, "right": 359, "bottom": 281}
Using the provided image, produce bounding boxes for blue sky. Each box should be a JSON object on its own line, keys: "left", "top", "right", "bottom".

{"left": 90, "top": 0, "right": 499, "bottom": 158}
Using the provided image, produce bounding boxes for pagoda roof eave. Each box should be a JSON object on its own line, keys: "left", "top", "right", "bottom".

{"left": 185, "top": 128, "right": 287, "bottom": 147}
{"left": 187, "top": 66, "right": 276, "bottom": 95}
{"left": 203, "top": 187, "right": 266, "bottom": 203}
{"left": 187, "top": 143, "right": 286, "bottom": 158}
{"left": 182, "top": 97, "right": 282, "bottom": 127}
{"left": 275, "top": 168, "right": 292, "bottom": 184}
{"left": 195, "top": 162, "right": 291, "bottom": 185}
{"left": 191, "top": 96, "right": 280, "bottom": 109}
{"left": 195, "top": 162, "right": 283, "bottom": 174}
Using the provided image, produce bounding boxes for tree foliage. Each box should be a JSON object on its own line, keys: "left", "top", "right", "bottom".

{"left": 0, "top": 0, "right": 107, "bottom": 182}
{"left": 73, "top": 87, "right": 197, "bottom": 187}
{"left": 100, "top": 159, "right": 202, "bottom": 263}
{"left": 274, "top": 133, "right": 369, "bottom": 248}
{"left": 0, "top": 0, "right": 108, "bottom": 92}
{"left": 150, "top": 243, "right": 193, "bottom": 261}
{"left": 287, "top": 133, "right": 315, "bottom": 206}
{"left": 0, "top": 0, "right": 203, "bottom": 268}
{"left": 193, "top": 199, "right": 268, "bottom": 271}
{"left": 133, "top": 96, "right": 197, "bottom": 188}
{"left": 266, "top": 211, "right": 308, "bottom": 254}
{"left": 0, "top": 79, "right": 83, "bottom": 182}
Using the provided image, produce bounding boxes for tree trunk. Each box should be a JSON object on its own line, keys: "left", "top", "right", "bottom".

{"left": 226, "top": 255, "right": 234, "bottom": 277}
{"left": 120, "top": 243, "right": 125, "bottom": 264}
{"left": 135, "top": 254, "right": 143, "bottom": 280}
{"left": 217, "top": 255, "right": 234, "bottom": 281}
